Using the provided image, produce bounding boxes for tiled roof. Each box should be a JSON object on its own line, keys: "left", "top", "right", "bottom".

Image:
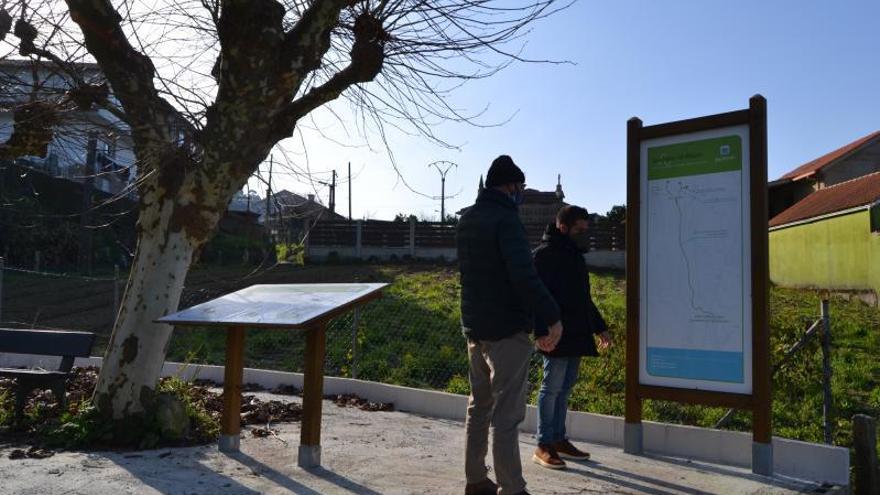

{"left": 780, "top": 130, "right": 880, "bottom": 180}
{"left": 769, "top": 172, "right": 880, "bottom": 227}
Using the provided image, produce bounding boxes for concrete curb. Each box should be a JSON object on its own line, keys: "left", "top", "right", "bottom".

{"left": 0, "top": 354, "right": 850, "bottom": 487}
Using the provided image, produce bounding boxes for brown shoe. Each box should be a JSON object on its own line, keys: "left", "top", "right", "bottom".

{"left": 531, "top": 444, "right": 566, "bottom": 469}
{"left": 464, "top": 478, "right": 497, "bottom": 495}
{"left": 553, "top": 439, "right": 591, "bottom": 460}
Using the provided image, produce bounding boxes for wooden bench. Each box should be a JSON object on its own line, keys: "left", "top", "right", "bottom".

{"left": 0, "top": 328, "right": 96, "bottom": 423}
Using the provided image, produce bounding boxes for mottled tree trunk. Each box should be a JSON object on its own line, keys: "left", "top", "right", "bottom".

{"left": 92, "top": 199, "right": 196, "bottom": 417}
{"left": 91, "top": 153, "right": 241, "bottom": 418}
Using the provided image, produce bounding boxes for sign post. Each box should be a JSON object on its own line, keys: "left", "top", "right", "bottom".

{"left": 624, "top": 95, "right": 771, "bottom": 475}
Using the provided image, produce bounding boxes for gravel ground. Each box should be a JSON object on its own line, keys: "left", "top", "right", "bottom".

{"left": 0, "top": 392, "right": 821, "bottom": 495}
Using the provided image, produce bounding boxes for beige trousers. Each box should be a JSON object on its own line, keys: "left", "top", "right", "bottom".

{"left": 464, "top": 331, "right": 532, "bottom": 495}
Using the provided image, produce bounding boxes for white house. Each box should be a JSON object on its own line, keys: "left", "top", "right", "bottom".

{"left": 0, "top": 59, "right": 137, "bottom": 196}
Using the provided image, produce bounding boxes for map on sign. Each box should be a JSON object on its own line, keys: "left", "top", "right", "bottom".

{"left": 639, "top": 126, "right": 752, "bottom": 394}
{"left": 158, "top": 283, "right": 386, "bottom": 328}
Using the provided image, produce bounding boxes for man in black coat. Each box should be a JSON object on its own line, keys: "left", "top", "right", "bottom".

{"left": 457, "top": 155, "right": 563, "bottom": 495}
{"left": 531, "top": 205, "right": 611, "bottom": 470}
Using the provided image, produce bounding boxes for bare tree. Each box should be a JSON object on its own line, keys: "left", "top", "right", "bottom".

{"left": 0, "top": 0, "right": 570, "bottom": 423}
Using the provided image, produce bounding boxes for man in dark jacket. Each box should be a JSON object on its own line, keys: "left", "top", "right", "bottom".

{"left": 531, "top": 205, "right": 611, "bottom": 470}
{"left": 457, "top": 155, "right": 563, "bottom": 495}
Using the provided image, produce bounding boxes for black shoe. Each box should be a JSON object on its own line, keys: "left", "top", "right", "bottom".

{"left": 464, "top": 478, "right": 497, "bottom": 495}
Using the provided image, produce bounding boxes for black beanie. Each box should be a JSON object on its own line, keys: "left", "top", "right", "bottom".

{"left": 485, "top": 155, "right": 525, "bottom": 188}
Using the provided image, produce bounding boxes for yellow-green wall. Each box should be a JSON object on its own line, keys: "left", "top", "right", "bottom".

{"left": 769, "top": 209, "right": 880, "bottom": 295}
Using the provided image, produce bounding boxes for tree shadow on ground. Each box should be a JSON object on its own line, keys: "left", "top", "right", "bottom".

{"left": 640, "top": 453, "right": 818, "bottom": 491}
{"left": 559, "top": 455, "right": 815, "bottom": 495}
{"left": 104, "top": 447, "right": 261, "bottom": 494}
{"left": 229, "top": 451, "right": 384, "bottom": 495}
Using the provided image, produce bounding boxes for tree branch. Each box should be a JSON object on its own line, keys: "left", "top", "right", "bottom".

{"left": 274, "top": 10, "right": 385, "bottom": 139}
{"left": 65, "top": 0, "right": 182, "bottom": 144}
{"left": 281, "top": 0, "right": 356, "bottom": 75}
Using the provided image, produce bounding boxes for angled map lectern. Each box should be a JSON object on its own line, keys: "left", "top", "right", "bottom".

{"left": 157, "top": 283, "right": 386, "bottom": 468}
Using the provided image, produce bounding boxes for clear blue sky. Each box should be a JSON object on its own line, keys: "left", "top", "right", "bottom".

{"left": 252, "top": 0, "right": 879, "bottom": 220}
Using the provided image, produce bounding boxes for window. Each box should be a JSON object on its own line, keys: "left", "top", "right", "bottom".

{"left": 871, "top": 202, "right": 880, "bottom": 234}
{"left": 101, "top": 137, "right": 116, "bottom": 158}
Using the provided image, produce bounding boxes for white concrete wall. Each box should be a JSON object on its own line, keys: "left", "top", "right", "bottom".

{"left": 0, "top": 354, "right": 850, "bottom": 487}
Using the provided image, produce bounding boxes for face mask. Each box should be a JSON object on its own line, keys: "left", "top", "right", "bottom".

{"left": 509, "top": 190, "right": 524, "bottom": 205}
{"left": 570, "top": 231, "right": 590, "bottom": 252}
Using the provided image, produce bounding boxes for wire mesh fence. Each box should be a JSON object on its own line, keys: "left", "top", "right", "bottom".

{"left": 0, "top": 260, "right": 610, "bottom": 400}
{"left": 166, "top": 305, "right": 551, "bottom": 405}
{"left": 0, "top": 259, "right": 852, "bottom": 437}
{"left": 0, "top": 259, "right": 121, "bottom": 349}
{"left": 167, "top": 280, "right": 479, "bottom": 393}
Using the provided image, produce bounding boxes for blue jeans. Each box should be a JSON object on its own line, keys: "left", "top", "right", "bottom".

{"left": 536, "top": 355, "right": 581, "bottom": 445}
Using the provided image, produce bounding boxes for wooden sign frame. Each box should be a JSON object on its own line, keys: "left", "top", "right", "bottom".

{"left": 624, "top": 95, "right": 771, "bottom": 475}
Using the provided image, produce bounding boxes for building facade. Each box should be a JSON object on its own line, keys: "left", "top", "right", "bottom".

{"left": 458, "top": 174, "right": 567, "bottom": 245}
{"left": 0, "top": 59, "right": 138, "bottom": 196}
{"left": 769, "top": 131, "right": 880, "bottom": 300}
{"left": 769, "top": 130, "right": 880, "bottom": 218}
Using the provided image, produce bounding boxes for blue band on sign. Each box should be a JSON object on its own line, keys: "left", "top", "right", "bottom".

{"left": 647, "top": 347, "right": 744, "bottom": 383}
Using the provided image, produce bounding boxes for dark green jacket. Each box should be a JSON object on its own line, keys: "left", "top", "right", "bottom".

{"left": 456, "top": 188, "right": 560, "bottom": 341}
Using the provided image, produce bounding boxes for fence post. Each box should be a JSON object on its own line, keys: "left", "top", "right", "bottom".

{"left": 351, "top": 308, "right": 360, "bottom": 379}
{"left": 113, "top": 265, "right": 120, "bottom": 320}
{"left": 34, "top": 251, "right": 41, "bottom": 272}
{"left": 409, "top": 217, "right": 416, "bottom": 258}
{"left": 355, "top": 220, "right": 363, "bottom": 259}
{"left": 853, "top": 414, "right": 879, "bottom": 495}
{"left": 821, "top": 299, "right": 833, "bottom": 444}
{"left": 0, "top": 256, "right": 4, "bottom": 324}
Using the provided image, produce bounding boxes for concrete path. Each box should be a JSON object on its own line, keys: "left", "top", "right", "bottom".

{"left": 0, "top": 393, "right": 820, "bottom": 495}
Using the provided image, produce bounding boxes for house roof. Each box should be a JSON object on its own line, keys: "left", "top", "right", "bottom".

{"left": 779, "top": 130, "right": 880, "bottom": 181}
{"left": 521, "top": 188, "right": 564, "bottom": 205}
{"left": 272, "top": 189, "right": 346, "bottom": 220}
{"left": 0, "top": 59, "right": 101, "bottom": 71}
{"left": 769, "top": 171, "right": 880, "bottom": 227}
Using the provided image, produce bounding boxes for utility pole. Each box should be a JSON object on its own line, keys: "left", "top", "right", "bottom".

{"left": 428, "top": 161, "right": 457, "bottom": 223}
{"left": 265, "top": 154, "right": 273, "bottom": 242}
{"left": 318, "top": 169, "right": 338, "bottom": 216}
{"left": 348, "top": 162, "right": 352, "bottom": 222}
{"left": 329, "top": 169, "right": 337, "bottom": 214}
{"left": 245, "top": 177, "right": 253, "bottom": 256}
{"left": 78, "top": 134, "right": 98, "bottom": 275}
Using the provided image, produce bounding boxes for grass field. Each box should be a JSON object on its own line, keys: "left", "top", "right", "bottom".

{"left": 3, "top": 262, "right": 878, "bottom": 455}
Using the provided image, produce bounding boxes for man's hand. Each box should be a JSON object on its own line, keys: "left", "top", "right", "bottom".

{"left": 597, "top": 331, "right": 612, "bottom": 351}
{"left": 537, "top": 321, "right": 563, "bottom": 352}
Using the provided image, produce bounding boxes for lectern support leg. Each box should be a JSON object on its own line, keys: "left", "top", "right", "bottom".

{"left": 299, "top": 323, "right": 326, "bottom": 468}
{"left": 220, "top": 326, "right": 246, "bottom": 452}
